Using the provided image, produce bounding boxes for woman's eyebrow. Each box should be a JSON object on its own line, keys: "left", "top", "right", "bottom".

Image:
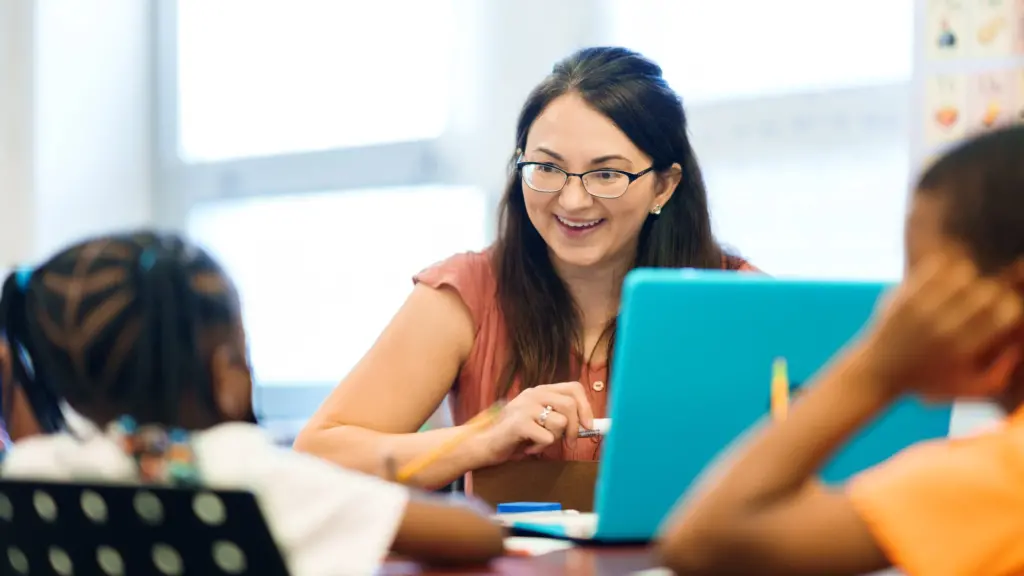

{"left": 531, "top": 147, "right": 634, "bottom": 167}
{"left": 589, "top": 154, "right": 631, "bottom": 166}
{"left": 533, "top": 147, "right": 563, "bottom": 161}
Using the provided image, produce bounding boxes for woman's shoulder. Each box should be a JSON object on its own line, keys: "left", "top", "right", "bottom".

{"left": 722, "top": 253, "right": 761, "bottom": 273}
{"left": 416, "top": 249, "right": 495, "bottom": 281}
{"left": 413, "top": 248, "right": 498, "bottom": 323}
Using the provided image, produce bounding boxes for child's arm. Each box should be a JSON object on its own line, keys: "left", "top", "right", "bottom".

{"left": 207, "top": 426, "right": 504, "bottom": 575}
{"left": 658, "top": 255, "right": 1023, "bottom": 576}
{"left": 658, "top": 349, "right": 892, "bottom": 576}
{"left": 391, "top": 493, "right": 505, "bottom": 566}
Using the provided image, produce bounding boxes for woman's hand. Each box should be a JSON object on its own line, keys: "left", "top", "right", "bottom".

{"left": 476, "top": 382, "right": 595, "bottom": 466}
{"left": 856, "top": 253, "right": 1023, "bottom": 399}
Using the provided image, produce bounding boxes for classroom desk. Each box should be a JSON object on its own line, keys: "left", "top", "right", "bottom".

{"left": 380, "top": 546, "right": 657, "bottom": 575}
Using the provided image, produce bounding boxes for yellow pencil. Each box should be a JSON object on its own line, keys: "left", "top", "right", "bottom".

{"left": 771, "top": 357, "right": 789, "bottom": 422}
{"left": 394, "top": 402, "right": 504, "bottom": 484}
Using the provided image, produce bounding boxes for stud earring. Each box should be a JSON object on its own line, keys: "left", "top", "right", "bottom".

{"left": 650, "top": 204, "right": 662, "bottom": 215}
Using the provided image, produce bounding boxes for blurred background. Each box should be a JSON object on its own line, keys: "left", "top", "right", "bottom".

{"left": 2, "top": 0, "right": 947, "bottom": 438}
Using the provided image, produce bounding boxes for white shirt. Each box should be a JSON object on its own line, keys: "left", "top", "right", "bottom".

{"left": 2, "top": 422, "right": 410, "bottom": 576}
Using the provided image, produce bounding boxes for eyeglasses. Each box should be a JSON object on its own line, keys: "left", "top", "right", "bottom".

{"left": 516, "top": 160, "right": 655, "bottom": 199}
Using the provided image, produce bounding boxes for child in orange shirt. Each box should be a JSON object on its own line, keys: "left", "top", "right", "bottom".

{"left": 659, "top": 125, "right": 1024, "bottom": 576}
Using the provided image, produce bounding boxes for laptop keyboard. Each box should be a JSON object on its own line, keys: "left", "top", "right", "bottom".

{"left": 496, "top": 512, "right": 600, "bottom": 539}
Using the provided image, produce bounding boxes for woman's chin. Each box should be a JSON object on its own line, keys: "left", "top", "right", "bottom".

{"left": 547, "top": 243, "right": 615, "bottom": 271}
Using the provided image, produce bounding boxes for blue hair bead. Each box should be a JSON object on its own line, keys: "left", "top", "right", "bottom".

{"left": 118, "top": 415, "right": 138, "bottom": 433}
{"left": 139, "top": 248, "right": 157, "bottom": 271}
{"left": 14, "top": 268, "right": 32, "bottom": 290}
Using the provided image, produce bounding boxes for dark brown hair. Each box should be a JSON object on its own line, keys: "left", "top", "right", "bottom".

{"left": 493, "top": 47, "right": 740, "bottom": 398}
{"left": 917, "top": 125, "right": 1024, "bottom": 274}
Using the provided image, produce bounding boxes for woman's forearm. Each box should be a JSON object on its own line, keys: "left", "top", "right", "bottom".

{"left": 293, "top": 424, "right": 492, "bottom": 490}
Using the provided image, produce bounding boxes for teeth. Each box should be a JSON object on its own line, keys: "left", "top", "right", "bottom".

{"left": 557, "top": 216, "right": 602, "bottom": 229}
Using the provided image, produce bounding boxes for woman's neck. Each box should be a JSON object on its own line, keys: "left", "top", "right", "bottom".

{"left": 550, "top": 250, "right": 632, "bottom": 334}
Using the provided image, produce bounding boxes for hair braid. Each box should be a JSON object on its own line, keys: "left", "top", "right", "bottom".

{"left": 0, "top": 231, "right": 244, "bottom": 429}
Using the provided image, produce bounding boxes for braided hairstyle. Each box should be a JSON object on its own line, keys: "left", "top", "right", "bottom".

{"left": 0, "top": 232, "right": 248, "bottom": 432}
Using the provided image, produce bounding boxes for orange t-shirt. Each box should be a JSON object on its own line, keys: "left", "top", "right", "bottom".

{"left": 413, "top": 249, "right": 758, "bottom": 462}
{"left": 848, "top": 406, "right": 1024, "bottom": 576}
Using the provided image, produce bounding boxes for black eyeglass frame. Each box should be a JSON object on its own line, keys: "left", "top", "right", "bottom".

{"left": 515, "top": 160, "right": 656, "bottom": 199}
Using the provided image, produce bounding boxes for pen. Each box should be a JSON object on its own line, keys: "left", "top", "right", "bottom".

{"left": 577, "top": 418, "right": 611, "bottom": 438}
{"left": 771, "top": 357, "right": 789, "bottom": 422}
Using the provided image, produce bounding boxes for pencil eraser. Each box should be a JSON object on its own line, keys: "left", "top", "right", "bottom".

{"left": 496, "top": 502, "right": 561, "bottom": 514}
{"left": 591, "top": 418, "right": 611, "bottom": 434}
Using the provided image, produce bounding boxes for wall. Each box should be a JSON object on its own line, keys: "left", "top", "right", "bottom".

{"left": 0, "top": 0, "right": 153, "bottom": 269}
{"left": 0, "top": 0, "right": 36, "bottom": 267}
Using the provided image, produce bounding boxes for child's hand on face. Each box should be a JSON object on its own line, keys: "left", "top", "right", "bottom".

{"left": 858, "top": 253, "right": 1023, "bottom": 400}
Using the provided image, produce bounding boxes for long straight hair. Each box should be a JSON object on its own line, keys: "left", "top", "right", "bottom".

{"left": 493, "top": 47, "right": 740, "bottom": 399}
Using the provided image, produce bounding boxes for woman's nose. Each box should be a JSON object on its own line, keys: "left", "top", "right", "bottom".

{"left": 558, "top": 176, "right": 594, "bottom": 211}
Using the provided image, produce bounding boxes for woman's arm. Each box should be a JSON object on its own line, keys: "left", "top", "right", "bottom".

{"left": 657, "top": 347, "right": 892, "bottom": 576}
{"left": 392, "top": 494, "right": 505, "bottom": 565}
{"left": 293, "top": 284, "right": 491, "bottom": 489}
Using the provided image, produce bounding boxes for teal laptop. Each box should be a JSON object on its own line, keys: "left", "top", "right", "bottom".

{"left": 511, "top": 269, "right": 953, "bottom": 543}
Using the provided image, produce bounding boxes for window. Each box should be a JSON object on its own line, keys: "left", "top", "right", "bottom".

{"left": 174, "top": 0, "right": 454, "bottom": 163}
{"left": 186, "top": 186, "right": 488, "bottom": 387}
{"left": 610, "top": 0, "right": 914, "bottom": 280}
{"left": 611, "top": 0, "right": 914, "bottom": 103}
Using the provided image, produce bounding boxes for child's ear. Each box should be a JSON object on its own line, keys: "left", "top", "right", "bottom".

{"left": 209, "top": 344, "right": 253, "bottom": 422}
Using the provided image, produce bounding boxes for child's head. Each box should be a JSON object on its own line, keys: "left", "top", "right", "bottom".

{"left": 0, "top": 232, "right": 253, "bottom": 432}
{"left": 910, "top": 126, "right": 1024, "bottom": 274}
{"left": 909, "top": 125, "right": 1024, "bottom": 405}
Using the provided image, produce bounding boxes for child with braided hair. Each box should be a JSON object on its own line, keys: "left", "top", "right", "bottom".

{"left": 0, "top": 232, "right": 504, "bottom": 575}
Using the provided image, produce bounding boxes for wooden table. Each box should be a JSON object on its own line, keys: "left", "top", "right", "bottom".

{"left": 379, "top": 546, "right": 658, "bottom": 575}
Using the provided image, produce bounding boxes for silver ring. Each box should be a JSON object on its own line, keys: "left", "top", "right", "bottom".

{"left": 537, "top": 405, "right": 553, "bottom": 428}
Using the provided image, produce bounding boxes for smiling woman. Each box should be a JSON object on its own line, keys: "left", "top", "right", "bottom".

{"left": 293, "top": 47, "right": 757, "bottom": 496}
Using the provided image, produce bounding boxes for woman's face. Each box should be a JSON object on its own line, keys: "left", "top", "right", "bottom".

{"left": 521, "top": 93, "right": 679, "bottom": 272}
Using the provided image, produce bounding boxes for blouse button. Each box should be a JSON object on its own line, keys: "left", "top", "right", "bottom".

{"left": 592, "top": 380, "right": 605, "bottom": 392}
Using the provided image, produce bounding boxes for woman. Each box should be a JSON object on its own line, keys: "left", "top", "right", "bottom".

{"left": 294, "top": 47, "right": 755, "bottom": 491}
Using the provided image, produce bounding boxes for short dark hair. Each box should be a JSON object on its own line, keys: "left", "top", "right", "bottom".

{"left": 917, "top": 125, "right": 1024, "bottom": 273}
{"left": 0, "top": 232, "right": 243, "bottom": 431}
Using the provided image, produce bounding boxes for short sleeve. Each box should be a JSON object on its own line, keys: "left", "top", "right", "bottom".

{"left": 195, "top": 424, "right": 410, "bottom": 576}
{"left": 847, "top": 435, "right": 1024, "bottom": 576}
{"left": 413, "top": 251, "right": 495, "bottom": 331}
{"left": 721, "top": 253, "right": 762, "bottom": 273}
{"left": 2, "top": 433, "right": 137, "bottom": 481}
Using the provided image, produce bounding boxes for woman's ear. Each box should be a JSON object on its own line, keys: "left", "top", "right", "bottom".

{"left": 655, "top": 163, "right": 683, "bottom": 208}
{"left": 209, "top": 344, "right": 253, "bottom": 422}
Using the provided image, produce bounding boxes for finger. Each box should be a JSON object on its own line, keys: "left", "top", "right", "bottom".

{"left": 957, "top": 285, "right": 1023, "bottom": 358}
{"left": 933, "top": 280, "right": 1005, "bottom": 356}
{"left": 515, "top": 419, "right": 556, "bottom": 455}
{"left": 917, "top": 257, "right": 977, "bottom": 316}
{"left": 526, "top": 391, "right": 580, "bottom": 446}
{"left": 539, "top": 411, "right": 568, "bottom": 438}
{"left": 903, "top": 252, "right": 951, "bottom": 295}
{"left": 546, "top": 381, "right": 595, "bottom": 429}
